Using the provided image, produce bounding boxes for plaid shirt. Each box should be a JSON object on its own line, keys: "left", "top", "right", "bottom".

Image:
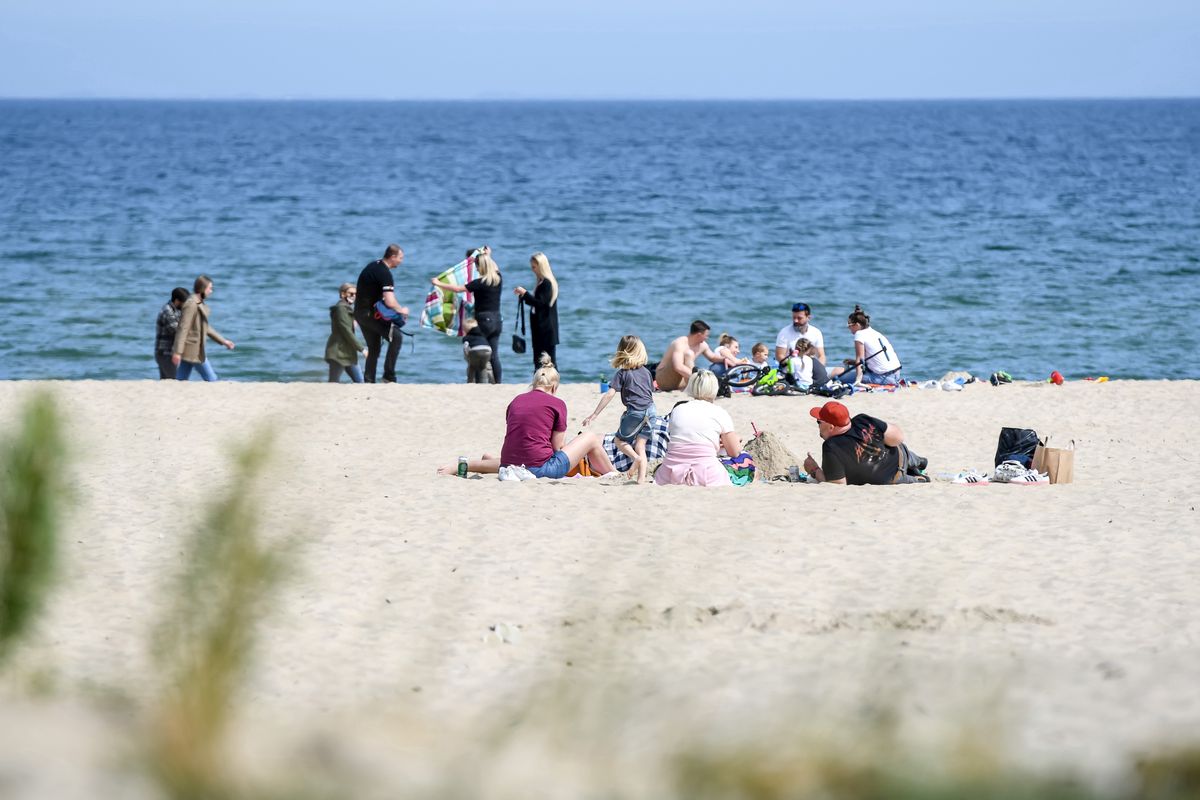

{"left": 155, "top": 302, "right": 182, "bottom": 354}
{"left": 603, "top": 414, "right": 670, "bottom": 473}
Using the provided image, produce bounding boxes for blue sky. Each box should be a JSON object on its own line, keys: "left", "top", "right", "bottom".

{"left": 2, "top": 0, "right": 1197, "bottom": 99}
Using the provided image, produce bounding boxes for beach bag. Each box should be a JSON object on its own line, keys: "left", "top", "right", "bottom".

{"left": 512, "top": 297, "right": 527, "bottom": 354}
{"left": 1032, "top": 437, "right": 1075, "bottom": 484}
{"left": 566, "top": 456, "right": 594, "bottom": 478}
{"left": 994, "top": 427, "right": 1040, "bottom": 468}
{"left": 373, "top": 300, "right": 407, "bottom": 327}
{"left": 810, "top": 381, "right": 851, "bottom": 399}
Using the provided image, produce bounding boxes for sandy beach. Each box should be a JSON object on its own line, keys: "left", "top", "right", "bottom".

{"left": 1, "top": 378, "right": 1197, "bottom": 797}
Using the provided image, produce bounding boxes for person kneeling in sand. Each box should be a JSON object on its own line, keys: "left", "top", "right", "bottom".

{"left": 438, "top": 354, "right": 615, "bottom": 479}
{"left": 802, "top": 401, "right": 928, "bottom": 485}
{"left": 655, "top": 320, "right": 722, "bottom": 391}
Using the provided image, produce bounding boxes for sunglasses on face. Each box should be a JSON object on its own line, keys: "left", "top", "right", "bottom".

{"left": 792, "top": 303, "right": 810, "bottom": 313}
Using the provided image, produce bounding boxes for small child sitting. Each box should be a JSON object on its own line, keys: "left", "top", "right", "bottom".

{"left": 784, "top": 337, "right": 829, "bottom": 389}
{"left": 462, "top": 318, "right": 494, "bottom": 384}
{"left": 750, "top": 342, "right": 772, "bottom": 371}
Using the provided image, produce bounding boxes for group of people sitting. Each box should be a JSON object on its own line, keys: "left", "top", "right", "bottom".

{"left": 652, "top": 302, "right": 903, "bottom": 393}
{"left": 441, "top": 319, "right": 926, "bottom": 488}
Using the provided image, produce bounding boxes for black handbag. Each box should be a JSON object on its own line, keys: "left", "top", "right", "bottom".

{"left": 511, "top": 297, "right": 527, "bottom": 354}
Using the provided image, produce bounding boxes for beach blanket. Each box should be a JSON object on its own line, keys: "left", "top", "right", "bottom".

{"left": 419, "top": 250, "right": 480, "bottom": 336}
{"left": 603, "top": 414, "right": 669, "bottom": 472}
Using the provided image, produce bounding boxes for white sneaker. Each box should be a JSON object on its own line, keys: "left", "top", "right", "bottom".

{"left": 991, "top": 460, "right": 1048, "bottom": 485}
{"left": 953, "top": 470, "right": 990, "bottom": 486}
{"left": 498, "top": 466, "right": 521, "bottom": 482}
{"left": 512, "top": 465, "right": 537, "bottom": 481}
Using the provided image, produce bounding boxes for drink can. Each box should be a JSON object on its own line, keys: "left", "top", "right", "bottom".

{"left": 788, "top": 465, "right": 801, "bottom": 482}
{"left": 457, "top": 456, "right": 469, "bottom": 478}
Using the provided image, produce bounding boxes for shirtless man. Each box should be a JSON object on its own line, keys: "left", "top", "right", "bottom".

{"left": 655, "top": 320, "right": 721, "bottom": 391}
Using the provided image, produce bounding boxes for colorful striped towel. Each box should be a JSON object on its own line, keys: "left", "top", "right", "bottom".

{"left": 420, "top": 250, "right": 480, "bottom": 336}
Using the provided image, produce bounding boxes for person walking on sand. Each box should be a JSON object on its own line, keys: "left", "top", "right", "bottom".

{"left": 438, "top": 354, "right": 615, "bottom": 479}
{"left": 325, "top": 282, "right": 368, "bottom": 383}
{"left": 155, "top": 286, "right": 188, "bottom": 379}
{"left": 802, "top": 400, "right": 928, "bottom": 485}
{"left": 774, "top": 302, "right": 826, "bottom": 365}
{"left": 172, "top": 275, "right": 235, "bottom": 381}
{"left": 655, "top": 320, "right": 722, "bottom": 391}
{"left": 582, "top": 335, "right": 659, "bottom": 483}
{"left": 513, "top": 252, "right": 559, "bottom": 372}
{"left": 355, "top": 243, "right": 410, "bottom": 383}
{"left": 433, "top": 247, "right": 504, "bottom": 382}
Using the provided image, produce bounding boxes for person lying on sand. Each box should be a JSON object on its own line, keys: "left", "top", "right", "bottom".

{"left": 654, "top": 320, "right": 721, "bottom": 391}
{"left": 802, "top": 401, "right": 928, "bottom": 485}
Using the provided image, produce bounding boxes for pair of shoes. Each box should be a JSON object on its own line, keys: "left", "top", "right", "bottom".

{"left": 991, "top": 460, "right": 1048, "bottom": 484}
{"left": 498, "top": 465, "right": 537, "bottom": 482}
{"left": 953, "top": 470, "right": 990, "bottom": 486}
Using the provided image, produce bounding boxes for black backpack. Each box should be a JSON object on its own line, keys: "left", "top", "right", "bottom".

{"left": 995, "top": 427, "right": 1039, "bottom": 467}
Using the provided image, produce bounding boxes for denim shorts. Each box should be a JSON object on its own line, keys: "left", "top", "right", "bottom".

{"left": 527, "top": 450, "right": 571, "bottom": 479}
{"left": 616, "top": 407, "right": 656, "bottom": 443}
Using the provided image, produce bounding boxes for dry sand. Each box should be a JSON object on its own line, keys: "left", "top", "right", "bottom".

{"left": 0, "top": 379, "right": 1197, "bottom": 795}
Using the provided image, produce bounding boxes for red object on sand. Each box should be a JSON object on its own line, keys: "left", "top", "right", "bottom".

{"left": 1050, "top": 371, "right": 1064, "bottom": 385}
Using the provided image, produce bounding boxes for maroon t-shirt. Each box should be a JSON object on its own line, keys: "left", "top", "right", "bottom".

{"left": 501, "top": 390, "right": 567, "bottom": 467}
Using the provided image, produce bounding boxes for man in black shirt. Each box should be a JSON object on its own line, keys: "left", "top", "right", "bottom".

{"left": 355, "top": 243, "right": 410, "bottom": 383}
{"left": 802, "top": 401, "right": 928, "bottom": 485}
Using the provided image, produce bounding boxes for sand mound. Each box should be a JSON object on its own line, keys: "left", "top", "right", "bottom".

{"left": 745, "top": 430, "right": 801, "bottom": 480}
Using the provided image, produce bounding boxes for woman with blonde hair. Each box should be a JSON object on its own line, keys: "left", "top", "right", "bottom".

{"left": 433, "top": 247, "right": 505, "bottom": 381}
{"left": 324, "top": 282, "right": 367, "bottom": 382}
{"left": 582, "top": 335, "right": 659, "bottom": 483}
{"left": 438, "top": 354, "right": 615, "bottom": 479}
{"left": 654, "top": 369, "right": 741, "bottom": 487}
{"left": 707, "top": 332, "right": 749, "bottom": 379}
{"left": 514, "top": 252, "right": 560, "bottom": 372}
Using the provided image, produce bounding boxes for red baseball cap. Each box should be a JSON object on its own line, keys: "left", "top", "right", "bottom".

{"left": 809, "top": 401, "right": 850, "bottom": 427}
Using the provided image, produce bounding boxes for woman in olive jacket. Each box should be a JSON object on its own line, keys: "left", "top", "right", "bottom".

{"left": 172, "top": 274, "right": 235, "bottom": 381}
{"left": 325, "top": 282, "right": 367, "bottom": 382}
{"left": 513, "top": 252, "right": 560, "bottom": 372}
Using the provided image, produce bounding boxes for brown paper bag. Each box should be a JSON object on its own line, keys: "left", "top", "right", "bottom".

{"left": 1032, "top": 437, "right": 1075, "bottom": 484}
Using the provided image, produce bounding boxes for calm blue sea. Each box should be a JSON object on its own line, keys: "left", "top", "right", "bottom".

{"left": 1, "top": 99, "right": 1198, "bottom": 382}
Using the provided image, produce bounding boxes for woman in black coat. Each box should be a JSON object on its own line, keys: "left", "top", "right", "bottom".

{"left": 514, "top": 251, "right": 559, "bottom": 372}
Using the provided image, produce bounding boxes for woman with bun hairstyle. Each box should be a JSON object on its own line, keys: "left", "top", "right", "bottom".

{"left": 831, "top": 305, "right": 903, "bottom": 386}
{"left": 514, "top": 252, "right": 559, "bottom": 372}
{"left": 325, "top": 282, "right": 367, "bottom": 383}
{"left": 706, "top": 333, "right": 749, "bottom": 379}
{"left": 438, "top": 354, "right": 616, "bottom": 479}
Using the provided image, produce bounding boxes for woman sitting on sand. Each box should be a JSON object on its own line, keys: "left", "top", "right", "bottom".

{"left": 439, "top": 354, "right": 616, "bottom": 479}
{"left": 654, "top": 370, "right": 741, "bottom": 487}
{"left": 830, "top": 305, "right": 903, "bottom": 386}
{"left": 706, "top": 333, "right": 749, "bottom": 380}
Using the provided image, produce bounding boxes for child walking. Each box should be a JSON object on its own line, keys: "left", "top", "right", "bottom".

{"left": 462, "top": 318, "right": 494, "bottom": 383}
{"left": 583, "top": 335, "right": 658, "bottom": 483}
